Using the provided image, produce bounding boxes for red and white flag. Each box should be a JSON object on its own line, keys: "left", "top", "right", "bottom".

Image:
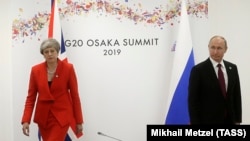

{"left": 48, "top": 0, "right": 67, "bottom": 62}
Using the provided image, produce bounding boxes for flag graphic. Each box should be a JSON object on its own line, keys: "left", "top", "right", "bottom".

{"left": 165, "top": 0, "right": 194, "bottom": 124}
{"left": 38, "top": 0, "right": 81, "bottom": 141}
{"left": 48, "top": 0, "right": 67, "bottom": 62}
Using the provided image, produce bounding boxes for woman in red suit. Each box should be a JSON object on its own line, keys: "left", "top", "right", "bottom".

{"left": 21, "top": 38, "right": 84, "bottom": 140}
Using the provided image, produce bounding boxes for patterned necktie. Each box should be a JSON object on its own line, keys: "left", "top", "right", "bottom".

{"left": 217, "top": 64, "right": 226, "bottom": 97}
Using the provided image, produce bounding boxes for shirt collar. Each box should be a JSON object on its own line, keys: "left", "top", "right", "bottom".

{"left": 209, "top": 57, "right": 225, "bottom": 68}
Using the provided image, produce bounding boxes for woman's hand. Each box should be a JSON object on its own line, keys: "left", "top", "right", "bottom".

{"left": 76, "top": 124, "right": 83, "bottom": 134}
{"left": 22, "top": 122, "right": 30, "bottom": 136}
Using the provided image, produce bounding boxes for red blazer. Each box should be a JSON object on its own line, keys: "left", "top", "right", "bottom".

{"left": 21, "top": 59, "right": 83, "bottom": 131}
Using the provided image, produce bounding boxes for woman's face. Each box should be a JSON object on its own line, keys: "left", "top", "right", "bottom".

{"left": 43, "top": 47, "right": 58, "bottom": 63}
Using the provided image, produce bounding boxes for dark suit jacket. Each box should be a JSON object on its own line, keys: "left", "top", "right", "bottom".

{"left": 22, "top": 59, "right": 83, "bottom": 131}
{"left": 188, "top": 58, "right": 241, "bottom": 124}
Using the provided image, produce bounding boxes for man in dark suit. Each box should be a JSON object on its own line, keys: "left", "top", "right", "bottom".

{"left": 188, "top": 35, "right": 242, "bottom": 124}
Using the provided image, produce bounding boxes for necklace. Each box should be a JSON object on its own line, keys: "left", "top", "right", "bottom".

{"left": 47, "top": 63, "right": 58, "bottom": 75}
{"left": 47, "top": 67, "right": 57, "bottom": 74}
{"left": 47, "top": 69, "right": 55, "bottom": 74}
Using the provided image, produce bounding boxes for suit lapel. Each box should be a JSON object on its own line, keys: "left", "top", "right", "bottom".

{"left": 37, "top": 62, "right": 55, "bottom": 100}
{"left": 206, "top": 59, "right": 218, "bottom": 81}
{"left": 50, "top": 59, "right": 64, "bottom": 93}
{"left": 206, "top": 58, "right": 221, "bottom": 89}
{"left": 224, "top": 61, "right": 233, "bottom": 93}
{"left": 41, "top": 62, "right": 50, "bottom": 91}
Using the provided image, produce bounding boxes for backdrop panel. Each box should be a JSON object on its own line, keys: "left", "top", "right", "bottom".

{"left": 11, "top": 0, "right": 208, "bottom": 140}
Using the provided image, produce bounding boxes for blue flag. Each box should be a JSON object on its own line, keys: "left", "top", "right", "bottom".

{"left": 165, "top": 0, "right": 194, "bottom": 124}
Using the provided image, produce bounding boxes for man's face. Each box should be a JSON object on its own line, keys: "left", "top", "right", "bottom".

{"left": 208, "top": 37, "right": 227, "bottom": 63}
